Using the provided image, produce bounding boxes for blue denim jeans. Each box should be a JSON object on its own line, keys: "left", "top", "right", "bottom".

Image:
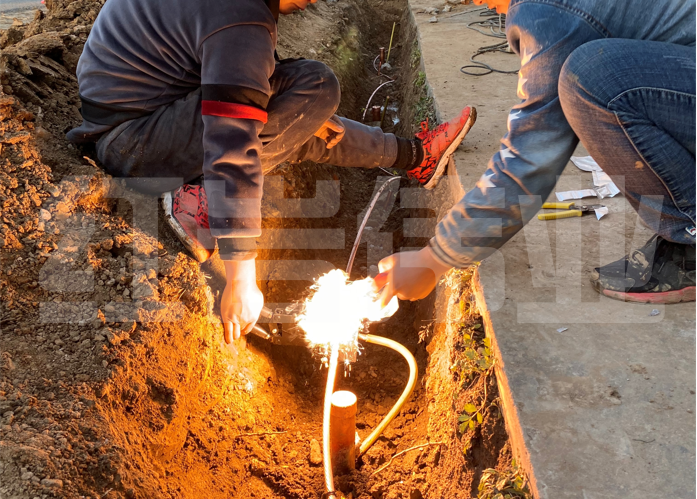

{"left": 560, "top": 39, "right": 696, "bottom": 244}
{"left": 430, "top": 0, "right": 696, "bottom": 267}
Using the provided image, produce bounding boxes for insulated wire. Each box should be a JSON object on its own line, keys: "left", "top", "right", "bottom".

{"left": 357, "top": 333, "right": 418, "bottom": 455}
{"left": 460, "top": 11, "right": 519, "bottom": 76}
{"left": 373, "top": 55, "right": 395, "bottom": 81}
{"left": 362, "top": 80, "right": 396, "bottom": 122}
{"left": 345, "top": 176, "right": 401, "bottom": 276}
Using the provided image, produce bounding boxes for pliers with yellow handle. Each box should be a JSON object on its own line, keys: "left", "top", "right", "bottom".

{"left": 537, "top": 202, "right": 605, "bottom": 220}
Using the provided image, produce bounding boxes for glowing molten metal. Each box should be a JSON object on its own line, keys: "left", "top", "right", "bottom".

{"left": 297, "top": 269, "right": 398, "bottom": 350}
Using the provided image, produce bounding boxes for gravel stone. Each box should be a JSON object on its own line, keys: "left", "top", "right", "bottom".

{"left": 309, "top": 438, "right": 322, "bottom": 465}
{"left": 40, "top": 478, "right": 63, "bottom": 488}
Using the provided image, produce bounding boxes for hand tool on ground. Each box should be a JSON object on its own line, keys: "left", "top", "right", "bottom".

{"left": 537, "top": 202, "right": 606, "bottom": 220}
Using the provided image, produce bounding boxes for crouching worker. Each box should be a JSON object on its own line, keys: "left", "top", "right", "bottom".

{"left": 67, "top": 0, "right": 477, "bottom": 343}
{"left": 375, "top": 0, "right": 695, "bottom": 307}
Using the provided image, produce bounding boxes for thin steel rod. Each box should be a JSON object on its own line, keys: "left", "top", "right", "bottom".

{"left": 385, "top": 22, "right": 396, "bottom": 64}
{"left": 322, "top": 347, "right": 340, "bottom": 496}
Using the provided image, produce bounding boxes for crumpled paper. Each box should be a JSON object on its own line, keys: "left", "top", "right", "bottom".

{"left": 571, "top": 156, "right": 603, "bottom": 172}
{"left": 593, "top": 206, "right": 609, "bottom": 220}
{"left": 561, "top": 155, "right": 621, "bottom": 200}
{"left": 595, "top": 183, "right": 621, "bottom": 199}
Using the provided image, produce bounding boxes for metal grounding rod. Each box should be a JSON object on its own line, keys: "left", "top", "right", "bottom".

{"left": 321, "top": 335, "right": 418, "bottom": 496}
{"left": 322, "top": 161, "right": 417, "bottom": 496}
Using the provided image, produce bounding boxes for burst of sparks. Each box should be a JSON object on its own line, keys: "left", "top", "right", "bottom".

{"left": 297, "top": 269, "right": 398, "bottom": 352}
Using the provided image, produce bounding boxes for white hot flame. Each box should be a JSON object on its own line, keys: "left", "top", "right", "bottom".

{"left": 297, "top": 269, "right": 398, "bottom": 350}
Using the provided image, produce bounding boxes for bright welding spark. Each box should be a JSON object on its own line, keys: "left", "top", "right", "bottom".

{"left": 297, "top": 269, "right": 398, "bottom": 350}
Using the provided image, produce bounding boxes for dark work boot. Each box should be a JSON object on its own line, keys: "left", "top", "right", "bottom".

{"left": 590, "top": 234, "right": 696, "bottom": 303}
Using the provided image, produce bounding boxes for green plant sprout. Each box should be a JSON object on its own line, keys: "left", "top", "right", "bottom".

{"left": 477, "top": 460, "right": 532, "bottom": 499}
{"left": 458, "top": 402, "right": 483, "bottom": 432}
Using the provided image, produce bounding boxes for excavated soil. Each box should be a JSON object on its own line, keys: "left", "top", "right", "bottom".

{"left": 0, "top": 1, "right": 512, "bottom": 498}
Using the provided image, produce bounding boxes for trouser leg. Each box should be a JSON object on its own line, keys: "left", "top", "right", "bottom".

{"left": 95, "top": 88, "right": 205, "bottom": 194}
{"left": 260, "top": 59, "right": 398, "bottom": 171}
{"left": 559, "top": 38, "right": 696, "bottom": 244}
{"left": 95, "top": 60, "right": 399, "bottom": 195}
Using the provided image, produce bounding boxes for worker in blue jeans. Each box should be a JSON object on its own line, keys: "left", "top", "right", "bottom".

{"left": 377, "top": 0, "right": 696, "bottom": 305}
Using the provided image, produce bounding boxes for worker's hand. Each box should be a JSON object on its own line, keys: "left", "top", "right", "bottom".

{"left": 373, "top": 247, "right": 453, "bottom": 306}
{"left": 314, "top": 115, "right": 345, "bottom": 149}
{"left": 221, "top": 259, "right": 264, "bottom": 343}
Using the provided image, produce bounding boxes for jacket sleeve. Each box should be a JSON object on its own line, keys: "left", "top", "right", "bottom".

{"left": 199, "top": 24, "right": 275, "bottom": 258}
{"left": 429, "top": 2, "right": 603, "bottom": 267}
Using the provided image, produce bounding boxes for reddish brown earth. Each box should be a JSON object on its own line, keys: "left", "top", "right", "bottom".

{"left": 0, "top": 1, "right": 513, "bottom": 498}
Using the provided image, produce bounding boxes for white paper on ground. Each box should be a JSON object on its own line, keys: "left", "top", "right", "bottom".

{"left": 570, "top": 156, "right": 603, "bottom": 172}
{"left": 595, "top": 183, "right": 621, "bottom": 198}
{"left": 556, "top": 189, "right": 597, "bottom": 201}
{"left": 571, "top": 156, "right": 622, "bottom": 198}
{"left": 594, "top": 206, "right": 609, "bottom": 220}
{"left": 592, "top": 170, "right": 613, "bottom": 186}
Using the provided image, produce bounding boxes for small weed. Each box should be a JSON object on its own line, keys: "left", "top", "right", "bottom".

{"left": 442, "top": 265, "right": 478, "bottom": 290}
{"left": 477, "top": 460, "right": 532, "bottom": 499}
{"left": 411, "top": 40, "right": 422, "bottom": 69}
{"left": 458, "top": 402, "right": 483, "bottom": 432}
{"left": 413, "top": 94, "right": 435, "bottom": 130}
{"left": 412, "top": 68, "right": 436, "bottom": 129}
{"left": 415, "top": 70, "right": 427, "bottom": 88}
{"left": 418, "top": 320, "right": 434, "bottom": 343}
{"left": 451, "top": 330, "right": 493, "bottom": 385}
{"left": 449, "top": 264, "right": 497, "bottom": 457}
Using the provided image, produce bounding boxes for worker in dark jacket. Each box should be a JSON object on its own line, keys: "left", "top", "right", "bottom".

{"left": 67, "top": 0, "right": 477, "bottom": 342}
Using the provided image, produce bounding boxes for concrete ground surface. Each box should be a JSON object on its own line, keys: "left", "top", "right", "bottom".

{"left": 408, "top": 2, "right": 697, "bottom": 498}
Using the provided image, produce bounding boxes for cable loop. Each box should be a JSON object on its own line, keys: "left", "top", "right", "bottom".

{"left": 460, "top": 11, "right": 519, "bottom": 76}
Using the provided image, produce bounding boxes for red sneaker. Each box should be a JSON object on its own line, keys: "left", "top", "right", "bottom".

{"left": 162, "top": 184, "right": 216, "bottom": 263}
{"left": 408, "top": 106, "right": 477, "bottom": 189}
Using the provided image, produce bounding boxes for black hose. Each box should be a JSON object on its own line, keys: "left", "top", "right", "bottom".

{"left": 460, "top": 41, "right": 519, "bottom": 76}
{"left": 460, "top": 11, "right": 519, "bottom": 76}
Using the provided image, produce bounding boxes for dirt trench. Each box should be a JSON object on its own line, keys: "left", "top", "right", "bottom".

{"left": 0, "top": 1, "right": 516, "bottom": 498}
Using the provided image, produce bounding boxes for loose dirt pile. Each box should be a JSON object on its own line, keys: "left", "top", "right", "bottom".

{"left": 0, "top": 1, "right": 517, "bottom": 498}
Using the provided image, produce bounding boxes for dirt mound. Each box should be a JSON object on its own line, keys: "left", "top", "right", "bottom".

{"left": 0, "top": 2, "right": 288, "bottom": 497}
{"left": 0, "top": 0, "right": 517, "bottom": 498}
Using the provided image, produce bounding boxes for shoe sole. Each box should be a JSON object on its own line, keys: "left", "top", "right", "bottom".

{"left": 423, "top": 107, "right": 478, "bottom": 190}
{"left": 162, "top": 191, "right": 214, "bottom": 263}
{"left": 600, "top": 286, "right": 696, "bottom": 304}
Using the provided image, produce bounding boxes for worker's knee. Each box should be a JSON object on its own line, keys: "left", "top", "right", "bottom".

{"left": 558, "top": 40, "right": 621, "bottom": 136}
{"left": 558, "top": 42, "right": 599, "bottom": 115}
{"left": 560, "top": 39, "right": 646, "bottom": 114}
{"left": 305, "top": 60, "right": 341, "bottom": 114}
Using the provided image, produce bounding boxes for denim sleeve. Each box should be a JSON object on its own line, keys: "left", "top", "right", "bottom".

{"left": 430, "top": 2, "right": 604, "bottom": 267}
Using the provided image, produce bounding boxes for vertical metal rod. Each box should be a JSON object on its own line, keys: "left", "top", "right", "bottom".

{"left": 330, "top": 390, "right": 357, "bottom": 475}
{"left": 380, "top": 96, "right": 390, "bottom": 127}
{"left": 385, "top": 22, "right": 396, "bottom": 65}
{"left": 322, "top": 347, "right": 340, "bottom": 496}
